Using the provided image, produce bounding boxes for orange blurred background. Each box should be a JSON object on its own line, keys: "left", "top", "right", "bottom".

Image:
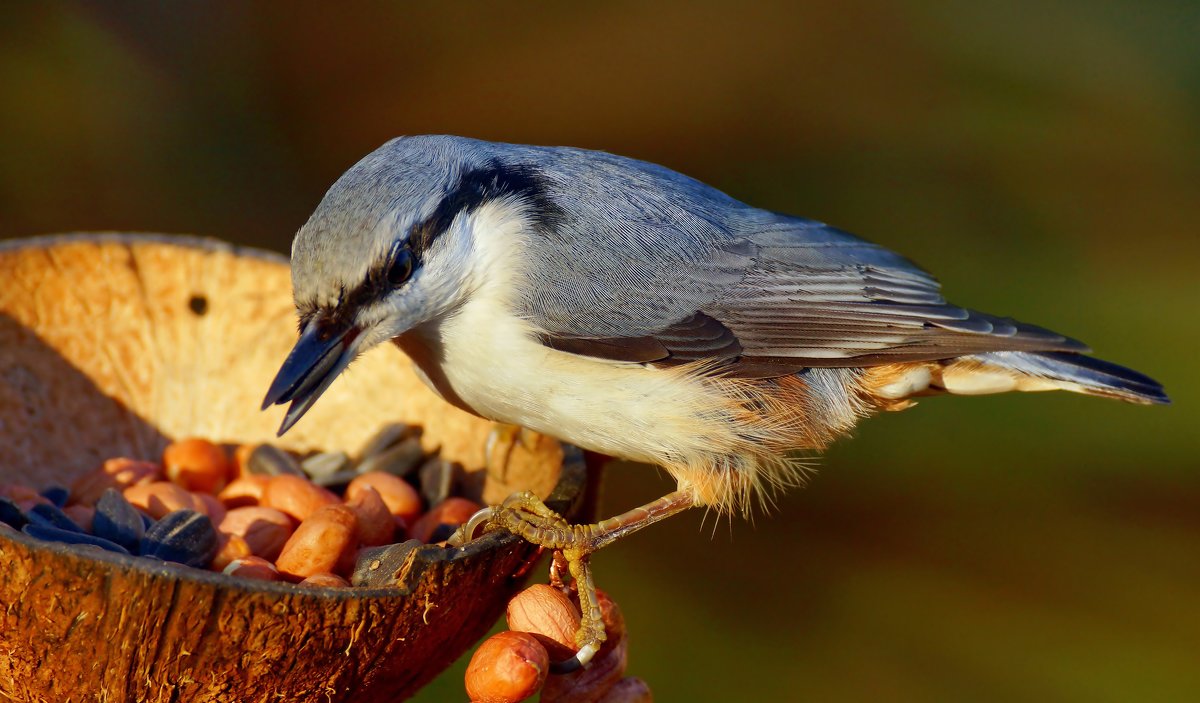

{"left": 1, "top": 2, "right": 1197, "bottom": 700}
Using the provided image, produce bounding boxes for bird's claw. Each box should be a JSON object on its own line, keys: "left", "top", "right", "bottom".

{"left": 449, "top": 505, "right": 498, "bottom": 547}
{"left": 550, "top": 641, "right": 600, "bottom": 674}
{"left": 450, "top": 492, "right": 608, "bottom": 670}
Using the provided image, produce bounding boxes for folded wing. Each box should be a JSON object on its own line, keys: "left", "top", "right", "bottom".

{"left": 538, "top": 213, "right": 1086, "bottom": 376}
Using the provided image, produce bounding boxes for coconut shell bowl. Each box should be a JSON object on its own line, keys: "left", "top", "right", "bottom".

{"left": 0, "top": 234, "right": 588, "bottom": 702}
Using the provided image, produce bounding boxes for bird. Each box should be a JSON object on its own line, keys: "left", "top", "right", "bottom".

{"left": 262, "top": 134, "right": 1168, "bottom": 668}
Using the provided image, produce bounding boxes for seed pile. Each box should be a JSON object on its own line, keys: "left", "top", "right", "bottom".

{"left": 0, "top": 424, "right": 482, "bottom": 587}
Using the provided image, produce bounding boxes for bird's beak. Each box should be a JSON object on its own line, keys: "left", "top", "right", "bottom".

{"left": 261, "top": 318, "right": 361, "bottom": 436}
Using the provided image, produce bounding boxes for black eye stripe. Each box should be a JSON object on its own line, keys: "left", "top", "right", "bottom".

{"left": 310, "top": 161, "right": 560, "bottom": 323}
{"left": 408, "top": 160, "right": 561, "bottom": 257}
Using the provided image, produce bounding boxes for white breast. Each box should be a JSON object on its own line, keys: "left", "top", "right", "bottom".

{"left": 409, "top": 291, "right": 731, "bottom": 466}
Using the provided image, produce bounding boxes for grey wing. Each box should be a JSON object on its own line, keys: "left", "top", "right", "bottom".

{"left": 534, "top": 211, "right": 1086, "bottom": 374}
{"left": 704, "top": 216, "right": 1087, "bottom": 373}
{"left": 516, "top": 144, "right": 761, "bottom": 356}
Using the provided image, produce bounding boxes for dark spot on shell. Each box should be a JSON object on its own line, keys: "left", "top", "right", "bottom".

{"left": 188, "top": 295, "right": 208, "bottom": 316}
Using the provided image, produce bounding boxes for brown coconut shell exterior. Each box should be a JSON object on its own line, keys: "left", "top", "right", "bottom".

{"left": 0, "top": 234, "right": 588, "bottom": 702}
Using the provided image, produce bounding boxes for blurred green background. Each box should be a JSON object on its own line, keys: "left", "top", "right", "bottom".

{"left": 2, "top": 2, "right": 1197, "bottom": 701}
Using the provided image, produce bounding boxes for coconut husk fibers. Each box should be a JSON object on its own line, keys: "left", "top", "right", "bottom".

{"left": 0, "top": 234, "right": 587, "bottom": 702}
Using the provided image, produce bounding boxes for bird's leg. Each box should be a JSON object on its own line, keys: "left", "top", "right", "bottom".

{"left": 453, "top": 489, "right": 695, "bottom": 670}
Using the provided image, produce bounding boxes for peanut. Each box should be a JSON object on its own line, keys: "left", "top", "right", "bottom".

{"left": 123, "top": 481, "right": 206, "bottom": 519}
{"left": 262, "top": 474, "right": 339, "bottom": 522}
{"left": 195, "top": 492, "right": 227, "bottom": 524}
{"left": 4, "top": 484, "right": 49, "bottom": 512}
{"left": 507, "top": 584, "right": 581, "bottom": 651}
{"left": 299, "top": 572, "right": 350, "bottom": 588}
{"left": 1, "top": 484, "right": 42, "bottom": 504}
{"left": 411, "top": 496, "right": 481, "bottom": 544}
{"left": 233, "top": 443, "right": 256, "bottom": 477}
{"left": 345, "top": 485, "right": 395, "bottom": 546}
{"left": 163, "top": 438, "right": 230, "bottom": 494}
{"left": 217, "top": 475, "right": 268, "bottom": 508}
{"left": 211, "top": 534, "right": 253, "bottom": 571}
{"left": 218, "top": 506, "right": 294, "bottom": 561}
{"left": 346, "top": 471, "right": 422, "bottom": 526}
{"left": 222, "top": 556, "right": 280, "bottom": 581}
{"left": 465, "top": 631, "right": 549, "bottom": 703}
{"left": 275, "top": 504, "right": 359, "bottom": 580}
{"left": 62, "top": 504, "right": 95, "bottom": 532}
{"left": 70, "top": 458, "right": 160, "bottom": 506}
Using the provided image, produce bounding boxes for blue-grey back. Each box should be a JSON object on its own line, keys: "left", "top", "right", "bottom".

{"left": 381, "top": 136, "right": 933, "bottom": 339}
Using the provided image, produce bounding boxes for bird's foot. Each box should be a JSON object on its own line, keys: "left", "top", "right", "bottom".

{"left": 451, "top": 489, "right": 695, "bottom": 672}
{"left": 453, "top": 491, "right": 610, "bottom": 671}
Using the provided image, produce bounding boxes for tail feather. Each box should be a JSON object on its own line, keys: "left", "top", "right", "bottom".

{"left": 950, "top": 351, "right": 1169, "bottom": 405}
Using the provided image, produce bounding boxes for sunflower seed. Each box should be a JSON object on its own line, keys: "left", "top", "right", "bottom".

{"left": 93, "top": 488, "right": 146, "bottom": 552}
{"left": 23, "top": 523, "right": 130, "bottom": 554}
{"left": 245, "top": 444, "right": 305, "bottom": 477}
{"left": 140, "top": 509, "right": 218, "bottom": 567}
{"left": 418, "top": 457, "right": 460, "bottom": 507}
{"left": 27, "top": 503, "right": 83, "bottom": 533}
{"left": 301, "top": 451, "right": 351, "bottom": 480}
{"left": 0, "top": 497, "right": 27, "bottom": 529}
{"left": 356, "top": 422, "right": 411, "bottom": 460}
{"left": 310, "top": 468, "right": 360, "bottom": 489}
{"left": 356, "top": 436, "right": 424, "bottom": 478}
{"left": 39, "top": 485, "right": 70, "bottom": 507}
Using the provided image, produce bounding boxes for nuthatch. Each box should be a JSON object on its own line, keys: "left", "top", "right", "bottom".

{"left": 263, "top": 135, "right": 1167, "bottom": 668}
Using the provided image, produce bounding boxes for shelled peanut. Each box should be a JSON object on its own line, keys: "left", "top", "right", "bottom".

{"left": 466, "top": 584, "right": 650, "bottom": 703}
{"left": 0, "top": 423, "right": 482, "bottom": 587}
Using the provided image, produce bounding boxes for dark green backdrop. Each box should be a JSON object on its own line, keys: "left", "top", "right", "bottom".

{"left": 2, "top": 3, "right": 1196, "bottom": 701}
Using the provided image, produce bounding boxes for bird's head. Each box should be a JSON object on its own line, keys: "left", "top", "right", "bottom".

{"left": 261, "top": 135, "right": 547, "bottom": 434}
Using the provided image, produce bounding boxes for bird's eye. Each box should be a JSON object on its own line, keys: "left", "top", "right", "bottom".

{"left": 386, "top": 245, "right": 414, "bottom": 287}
